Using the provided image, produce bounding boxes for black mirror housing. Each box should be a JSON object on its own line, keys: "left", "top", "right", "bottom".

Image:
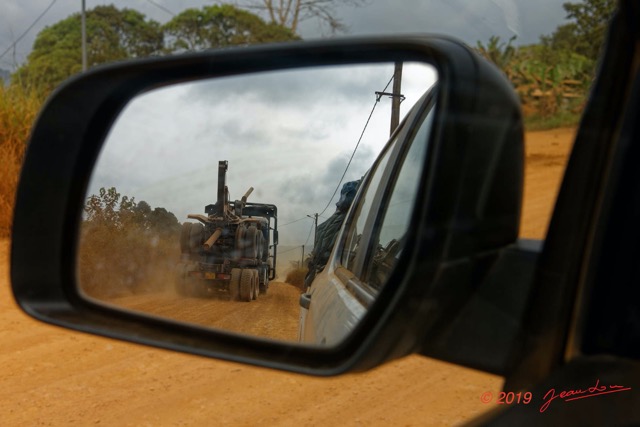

{"left": 11, "top": 36, "right": 523, "bottom": 375}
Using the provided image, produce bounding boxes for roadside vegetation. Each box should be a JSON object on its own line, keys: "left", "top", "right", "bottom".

{"left": 474, "top": 0, "right": 614, "bottom": 130}
{"left": 285, "top": 266, "right": 309, "bottom": 291}
{"left": 78, "top": 187, "right": 181, "bottom": 298}
{"left": 12, "top": 4, "right": 299, "bottom": 97}
{"left": 0, "top": 85, "right": 41, "bottom": 237}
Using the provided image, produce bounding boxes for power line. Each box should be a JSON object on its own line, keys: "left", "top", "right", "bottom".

{"left": 317, "top": 74, "right": 394, "bottom": 217}
{"left": 145, "top": 0, "right": 175, "bottom": 17}
{"left": 279, "top": 222, "right": 315, "bottom": 256}
{"left": 303, "top": 219, "right": 315, "bottom": 246}
{"left": 279, "top": 216, "right": 308, "bottom": 227}
{"left": 279, "top": 72, "right": 394, "bottom": 249}
{"left": 279, "top": 211, "right": 327, "bottom": 228}
{"left": 0, "top": 0, "right": 59, "bottom": 62}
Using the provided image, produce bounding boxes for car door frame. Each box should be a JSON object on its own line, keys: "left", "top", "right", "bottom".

{"left": 299, "top": 87, "right": 438, "bottom": 345}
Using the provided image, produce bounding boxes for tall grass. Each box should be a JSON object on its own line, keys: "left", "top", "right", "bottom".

{"left": 0, "top": 85, "right": 42, "bottom": 238}
{"left": 285, "top": 267, "right": 308, "bottom": 291}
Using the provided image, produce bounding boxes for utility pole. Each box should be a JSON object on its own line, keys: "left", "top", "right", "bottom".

{"left": 307, "top": 213, "right": 318, "bottom": 249}
{"left": 375, "top": 62, "right": 404, "bottom": 137}
{"left": 81, "top": 0, "right": 87, "bottom": 71}
{"left": 390, "top": 61, "right": 403, "bottom": 136}
{"left": 301, "top": 245, "right": 305, "bottom": 268}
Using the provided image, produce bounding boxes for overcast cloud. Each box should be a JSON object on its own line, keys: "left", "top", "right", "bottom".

{"left": 87, "top": 62, "right": 436, "bottom": 246}
{"left": 0, "top": 0, "right": 569, "bottom": 71}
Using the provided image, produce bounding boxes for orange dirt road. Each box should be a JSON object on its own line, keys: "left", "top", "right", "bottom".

{"left": 110, "top": 281, "right": 301, "bottom": 341}
{"left": 0, "top": 128, "right": 575, "bottom": 426}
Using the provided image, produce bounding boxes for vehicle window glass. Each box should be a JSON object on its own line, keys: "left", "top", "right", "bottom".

{"left": 341, "top": 137, "right": 397, "bottom": 272}
{"left": 341, "top": 101, "right": 434, "bottom": 283}
{"left": 366, "top": 108, "right": 434, "bottom": 289}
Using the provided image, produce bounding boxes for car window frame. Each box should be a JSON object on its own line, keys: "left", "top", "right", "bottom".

{"left": 361, "top": 100, "right": 435, "bottom": 289}
{"left": 332, "top": 87, "right": 437, "bottom": 300}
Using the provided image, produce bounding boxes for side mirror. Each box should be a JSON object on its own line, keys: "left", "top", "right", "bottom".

{"left": 11, "top": 36, "right": 523, "bottom": 375}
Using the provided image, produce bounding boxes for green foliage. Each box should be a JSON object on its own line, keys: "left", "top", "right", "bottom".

{"left": 511, "top": 44, "right": 592, "bottom": 116}
{"left": 475, "top": 36, "right": 589, "bottom": 119}
{"left": 85, "top": 6, "right": 164, "bottom": 64}
{"left": 79, "top": 187, "right": 180, "bottom": 298}
{"left": 83, "top": 187, "right": 179, "bottom": 235}
{"left": 12, "top": 5, "right": 163, "bottom": 96}
{"left": 163, "top": 4, "right": 299, "bottom": 53}
{"left": 12, "top": 4, "right": 299, "bottom": 97}
{"left": 476, "top": 36, "right": 517, "bottom": 70}
{"left": 474, "top": 0, "right": 616, "bottom": 126}
{"left": 543, "top": 0, "right": 615, "bottom": 63}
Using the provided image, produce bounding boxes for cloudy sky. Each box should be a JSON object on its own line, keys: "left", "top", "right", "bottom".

{"left": 0, "top": 0, "right": 570, "bottom": 71}
{"left": 89, "top": 62, "right": 437, "bottom": 247}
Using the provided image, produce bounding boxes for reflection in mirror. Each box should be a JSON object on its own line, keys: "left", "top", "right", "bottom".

{"left": 77, "top": 62, "right": 437, "bottom": 345}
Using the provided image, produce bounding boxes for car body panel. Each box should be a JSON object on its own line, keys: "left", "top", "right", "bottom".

{"left": 298, "top": 86, "right": 437, "bottom": 345}
{"left": 299, "top": 267, "right": 367, "bottom": 346}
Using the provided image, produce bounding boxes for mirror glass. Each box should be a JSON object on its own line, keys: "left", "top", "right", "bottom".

{"left": 76, "top": 61, "right": 437, "bottom": 345}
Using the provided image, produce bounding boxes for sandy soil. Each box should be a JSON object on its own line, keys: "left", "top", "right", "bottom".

{"left": 110, "top": 282, "right": 301, "bottom": 341}
{"left": 0, "top": 127, "right": 575, "bottom": 426}
{"left": 520, "top": 127, "right": 576, "bottom": 238}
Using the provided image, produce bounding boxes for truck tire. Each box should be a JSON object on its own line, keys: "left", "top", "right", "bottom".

{"left": 252, "top": 269, "right": 259, "bottom": 300}
{"left": 180, "top": 223, "right": 193, "bottom": 254}
{"left": 229, "top": 268, "right": 242, "bottom": 301}
{"left": 255, "top": 232, "right": 263, "bottom": 260}
{"left": 240, "top": 269, "right": 253, "bottom": 302}
{"left": 244, "top": 225, "right": 259, "bottom": 259}
{"left": 235, "top": 225, "right": 246, "bottom": 259}
{"left": 190, "top": 223, "right": 204, "bottom": 252}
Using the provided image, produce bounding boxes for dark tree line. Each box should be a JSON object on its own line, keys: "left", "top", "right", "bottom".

{"left": 84, "top": 187, "right": 180, "bottom": 236}
{"left": 12, "top": 4, "right": 299, "bottom": 96}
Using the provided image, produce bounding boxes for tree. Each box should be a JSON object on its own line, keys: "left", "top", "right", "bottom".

{"left": 85, "top": 187, "right": 122, "bottom": 227}
{"left": 84, "top": 187, "right": 179, "bottom": 235}
{"left": 476, "top": 36, "right": 517, "bottom": 73}
{"left": 240, "top": 0, "right": 366, "bottom": 34}
{"left": 79, "top": 187, "right": 180, "bottom": 297}
{"left": 474, "top": 33, "right": 594, "bottom": 119}
{"left": 149, "top": 207, "right": 180, "bottom": 236}
{"left": 163, "top": 4, "right": 298, "bottom": 53}
{"left": 12, "top": 5, "right": 163, "bottom": 95}
{"left": 544, "top": 0, "right": 615, "bottom": 62}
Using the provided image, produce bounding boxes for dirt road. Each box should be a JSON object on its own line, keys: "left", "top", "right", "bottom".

{"left": 111, "top": 282, "right": 301, "bottom": 341}
{"left": 520, "top": 127, "right": 576, "bottom": 238}
{"left": 0, "top": 127, "right": 575, "bottom": 426}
